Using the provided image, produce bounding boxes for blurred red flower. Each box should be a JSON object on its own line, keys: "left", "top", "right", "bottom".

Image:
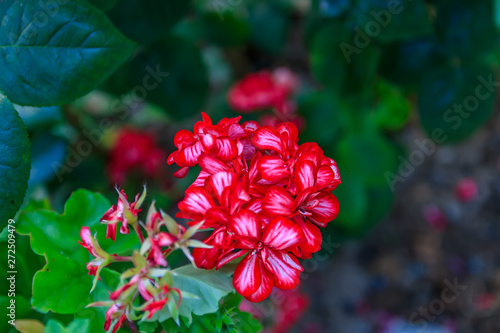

{"left": 107, "top": 128, "right": 165, "bottom": 185}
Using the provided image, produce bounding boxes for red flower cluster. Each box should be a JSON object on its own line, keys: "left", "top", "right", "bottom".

{"left": 107, "top": 128, "right": 165, "bottom": 185}
{"left": 227, "top": 68, "right": 304, "bottom": 130}
{"left": 169, "top": 113, "right": 340, "bottom": 302}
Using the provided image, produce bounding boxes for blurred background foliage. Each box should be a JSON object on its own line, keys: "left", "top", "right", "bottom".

{"left": 4, "top": 0, "right": 500, "bottom": 331}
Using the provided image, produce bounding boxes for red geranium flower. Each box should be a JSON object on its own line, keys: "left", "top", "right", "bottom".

{"left": 170, "top": 113, "right": 341, "bottom": 302}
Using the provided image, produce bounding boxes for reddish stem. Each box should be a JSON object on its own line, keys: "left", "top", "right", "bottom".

{"left": 134, "top": 224, "right": 145, "bottom": 243}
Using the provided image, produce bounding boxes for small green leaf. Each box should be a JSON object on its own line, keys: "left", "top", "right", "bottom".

{"left": 0, "top": 0, "right": 136, "bottom": 106}
{"left": 0, "top": 93, "right": 30, "bottom": 225}
{"left": 154, "top": 265, "right": 234, "bottom": 325}
{"left": 372, "top": 80, "right": 411, "bottom": 131}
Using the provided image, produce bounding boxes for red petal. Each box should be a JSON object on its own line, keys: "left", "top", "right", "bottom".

{"left": 214, "top": 138, "right": 238, "bottom": 162}
{"left": 233, "top": 254, "right": 262, "bottom": 296}
{"left": 245, "top": 199, "right": 263, "bottom": 214}
{"left": 173, "top": 130, "right": 196, "bottom": 150}
{"left": 251, "top": 126, "right": 283, "bottom": 152}
{"left": 316, "top": 164, "right": 341, "bottom": 190}
{"left": 167, "top": 151, "right": 178, "bottom": 165}
{"left": 178, "top": 141, "right": 204, "bottom": 166}
{"left": 261, "top": 217, "right": 304, "bottom": 250}
{"left": 266, "top": 250, "right": 302, "bottom": 289}
{"left": 227, "top": 123, "right": 247, "bottom": 140}
{"left": 230, "top": 209, "right": 261, "bottom": 239}
{"left": 190, "top": 170, "right": 210, "bottom": 188}
{"left": 244, "top": 263, "right": 274, "bottom": 303}
{"left": 208, "top": 171, "right": 236, "bottom": 202}
{"left": 193, "top": 245, "right": 222, "bottom": 270}
{"left": 173, "top": 166, "right": 189, "bottom": 178}
{"left": 177, "top": 188, "right": 215, "bottom": 220}
{"left": 296, "top": 217, "right": 322, "bottom": 253}
{"left": 258, "top": 155, "right": 290, "bottom": 182}
{"left": 216, "top": 250, "right": 247, "bottom": 269}
{"left": 262, "top": 186, "right": 294, "bottom": 217}
{"left": 200, "top": 134, "right": 217, "bottom": 150}
{"left": 277, "top": 122, "right": 299, "bottom": 145}
{"left": 198, "top": 153, "right": 229, "bottom": 174}
{"left": 308, "top": 192, "right": 340, "bottom": 227}
{"left": 294, "top": 159, "right": 317, "bottom": 191}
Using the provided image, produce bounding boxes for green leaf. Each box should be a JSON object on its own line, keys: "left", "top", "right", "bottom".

{"left": 139, "top": 321, "right": 159, "bottom": 333}
{"left": 104, "top": 36, "right": 209, "bottom": 120}
{"left": 418, "top": 64, "right": 496, "bottom": 143}
{"left": 161, "top": 293, "right": 261, "bottom": 333}
{"left": 372, "top": 79, "right": 411, "bottom": 131}
{"left": 299, "top": 92, "right": 344, "bottom": 146}
{"left": 17, "top": 190, "right": 110, "bottom": 256}
{"left": 75, "top": 269, "right": 121, "bottom": 333}
{"left": 0, "top": 94, "right": 30, "bottom": 225}
{"left": 436, "top": 0, "right": 496, "bottom": 60}
{"left": 310, "top": 20, "right": 349, "bottom": 93}
{"left": 45, "top": 318, "right": 90, "bottom": 333}
{"left": 310, "top": 21, "right": 381, "bottom": 99}
{"left": 155, "top": 265, "right": 235, "bottom": 326}
{"left": 198, "top": 13, "right": 250, "bottom": 46}
{"left": 361, "top": 0, "right": 432, "bottom": 43}
{"left": 0, "top": 0, "right": 136, "bottom": 106}
{"left": 380, "top": 37, "right": 444, "bottom": 89}
{"left": 330, "top": 171, "right": 369, "bottom": 236}
{"left": 107, "top": 0, "right": 190, "bottom": 44}
{"left": 16, "top": 190, "right": 124, "bottom": 314}
{"left": 248, "top": 2, "right": 290, "bottom": 55}
{"left": 336, "top": 132, "right": 398, "bottom": 187}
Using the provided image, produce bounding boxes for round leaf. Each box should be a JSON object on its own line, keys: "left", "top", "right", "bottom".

{"left": 0, "top": 94, "right": 30, "bottom": 225}
{"left": 0, "top": 0, "right": 136, "bottom": 106}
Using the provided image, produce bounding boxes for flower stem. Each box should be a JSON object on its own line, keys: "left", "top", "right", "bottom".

{"left": 133, "top": 224, "right": 145, "bottom": 243}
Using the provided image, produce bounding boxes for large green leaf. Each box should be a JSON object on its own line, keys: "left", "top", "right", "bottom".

{"left": 45, "top": 318, "right": 90, "bottom": 333}
{"left": 0, "top": 0, "right": 136, "bottom": 106}
{"left": 418, "top": 64, "right": 496, "bottom": 143}
{"left": 154, "top": 265, "right": 235, "bottom": 326}
{"left": 16, "top": 190, "right": 124, "bottom": 314}
{"left": 0, "top": 94, "right": 30, "bottom": 225}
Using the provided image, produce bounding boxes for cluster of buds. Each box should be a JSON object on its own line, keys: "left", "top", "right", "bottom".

{"left": 169, "top": 113, "right": 340, "bottom": 302}
{"left": 227, "top": 68, "right": 304, "bottom": 130}
{"left": 80, "top": 188, "right": 207, "bottom": 332}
